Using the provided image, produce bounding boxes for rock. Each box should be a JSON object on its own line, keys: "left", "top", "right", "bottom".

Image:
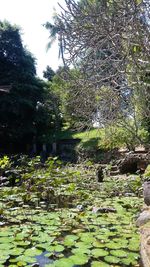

{"left": 136, "top": 210, "right": 150, "bottom": 227}
{"left": 140, "top": 228, "right": 150, "bottom": 267}
{"left": 144, "top": 182, "right": 150, "bottom": 206}
{"left": 92, "top": 207, "right": 116, "bottom": 213}
{"left": 119, "top": 152, "right": 149, "bottom": 174}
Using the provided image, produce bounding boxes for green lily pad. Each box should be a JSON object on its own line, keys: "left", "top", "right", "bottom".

{"left": 69, "top": 254, "right": 89, "bottom": 265}
{"left": 12, "top": 255, "right": 36, "bottom": 264}
{"left": 72, "top": 247, "right": 90, "bottom": 255}
{"left": 64, "top": 235, "right": 78, "bottom": 247}
{"left": 0, "top": 243, "right": 14, "bottom": 250}
{"left": 24, "top": 247, "right": 42, "bottom": 256}
{"left": 47, "top": 257, "right": 74, "bottom": 267}
{"left": 110, "top": 249, "right": 127, "bottom": 258}
{"left": 0, "top": 231, "right": 12, "bottom": 237}
{"left": 16, "top": 241, "right": 31, "bottom": 247}
{"left": 9, "top": 248, "right": 25, "bottom": 256}
{"left": 91, "top": 249, "right": 109, "bottom": 258}
{"left": 93, "top": 240, "right": 106, "bottom": 248}
{"left": 54, "top": 245, "right": 65, "bottom": 252}
{"left": 104, "top": 255, "right": 120, "bottom": 264}
{"left": 75, "top": 242, "right": 92, "bottom": 249}
{"left": 91, "top": 261, "right": 110, "bottom": 267}
{"left": 106, "top": 242, "right": 125, "bottom": 249}
{"left": 128, "top": 242, "right": 140, "bottom": 252}
{"left": 0, "top": 255, "right": 9, "bottom": 263}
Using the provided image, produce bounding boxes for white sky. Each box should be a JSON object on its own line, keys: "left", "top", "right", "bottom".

{"left": 0, "top": 0, "right": 66, "bottom": 78}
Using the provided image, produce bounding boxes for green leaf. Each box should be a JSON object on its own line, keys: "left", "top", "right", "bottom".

{"left": 110, "top": 249, "right": 127, "bottom": 258}
{"left": 69, "top": 254, "right": 89, "bottom": 265}
{"left": 91, "top": 261, "right": 110, "bottom": 267}
{"left": 91, "top": 248, "right": 109, "bottom": 258}
{"left": 104, "top": 255, "right": 120, "bottom": 264}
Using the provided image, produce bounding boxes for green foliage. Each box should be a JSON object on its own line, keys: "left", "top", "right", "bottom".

{"left": 144, "top": 165, "right": 150, "bottom": 180}
{"left": 0, "top": 156, "right": 11, "bottom": 170}
{"left": 0, "top": 156, "right": 143, "bottom": 266}
{"left": 0, "top": 21, "right": 62, "bottom": 151}
{"left": 43, "top": 66, "right": 55, "bottom": 81}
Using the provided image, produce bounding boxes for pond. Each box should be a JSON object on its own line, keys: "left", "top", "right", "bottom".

{"left": 0, "top": 158, "right": 143, "bottom": 267}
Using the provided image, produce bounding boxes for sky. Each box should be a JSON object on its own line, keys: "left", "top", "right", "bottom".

{"left": 0, "top": 0, "right": 66, "bottom": 78}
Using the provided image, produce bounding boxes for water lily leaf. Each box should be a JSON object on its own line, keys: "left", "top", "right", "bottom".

{"left": 75, "top": 241, "right": 92, "bottom": 249}
{"left": 72, "top": 247, "right": 90, "bottom": 255}
{"left": 104, "top": 255, "right": 120, "bottom": 264}
{"left": 64, "top": 235, "right": 78, "bottom": 247}
{"left": 79, "top": 233, "right": 95, "bottom": 244}
{"left": 24, "top": 247, "right": 42, "bottom": 256}
{"left": 0, "top": 243, "right": 14, "bottom": 250}
{"left": 17, "top": 240, "right": 31, "bottom": 247}
{"left": 91, "top": 248, "right": 109, "bottom": 258}
{"left": 106, "top": 242, "right": 125, "bottom": 249}
{"left": 96, "top": 235, "right": 109, "bottom": 242}
{"left": 69, "top": 254, "right": 89, "bottom": 265}
{"left": 47, "top": 257, "right": 74, "bottom": 267}
{"left": 16, "top": 260, "right": 26, "bottom": 266}
{"left": 54, "top": 245, "right": 65, "bottom": 252}
{"left": 9, "top": 248, "right": 25, "bottom": 256}
{"left": 121, "top": 257, "right": 138, "bottom": 265}
{"left": 91, "top": 261, "right": 110, "bottom": 267}
{"left": 110, "top": 249, "right": 127, "bottom": 258}
{"left": 93, "top": 240, "right": 106, "bottom": 248}
{"left": 0, "top": 255, "right": 9, "bottom": 263}
{"left": 0, "top": 231, "right": 12, "bottom": 237}
{"left": 15, "top": 233, "right": 29, "bottom": 240}
{"left": 12, "top": 255, "right": 36, "bottom": 264}
{"left": 0, "top": 236, "right": 14, "bottom": 243}
{"left": 128, "top": 242, "right": 140, "bottom": 252}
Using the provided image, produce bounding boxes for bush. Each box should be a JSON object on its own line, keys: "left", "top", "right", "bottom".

{"left": 144, "top": 165, "right": 150, "bottom": 180}
{"left": 0, "top": 155, "right": 11, "bottom": 173}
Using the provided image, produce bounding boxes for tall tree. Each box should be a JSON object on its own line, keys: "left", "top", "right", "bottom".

{"left": 0, "top": 21, "right": 61, "bottom": 152}
{"left": 45, "top": 0, "right": 150, "bottom": 135}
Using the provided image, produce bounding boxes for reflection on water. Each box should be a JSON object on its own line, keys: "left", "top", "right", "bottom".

{"left": 35, "top": 252, "right": 53, "bottom": 267}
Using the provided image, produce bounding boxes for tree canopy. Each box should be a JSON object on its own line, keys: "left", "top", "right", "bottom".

{"left": 0, "top": 21, "right": 62, "bottom": 152}
{"left": 43, "top": 65, "right": 55, "bottom": 81}
{"left": 45, "top": 0, "right": 150, "bottom": 143}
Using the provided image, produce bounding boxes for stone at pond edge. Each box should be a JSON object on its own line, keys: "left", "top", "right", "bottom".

{"left": 140, "top": 228, "right": 150, "bottom": 267}
{"left": 144, "top": 182, "right": 150, "bottom": 206}
{"left": 136, "top": 211, "right": 150, "bottom": 227}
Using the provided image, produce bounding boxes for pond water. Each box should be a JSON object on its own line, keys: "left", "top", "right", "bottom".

{"left": 0, "top": 163, "right": 143, "bottom": 267}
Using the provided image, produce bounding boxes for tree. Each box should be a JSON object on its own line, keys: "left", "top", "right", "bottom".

{"left": 43, "top": 66, "right": 55, "bottom": 81}
{"left": 45, "top": 0, "right": 150, "bottom": 145}
{"left": 0, "top": 21, "right": 61, "bottom": 152}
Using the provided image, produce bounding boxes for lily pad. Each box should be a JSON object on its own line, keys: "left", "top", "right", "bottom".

{"left": 91, "top": 261, "right": 110, "bottom": 267}
{"left": 110, "top": 249, "right": 127, "bottom": 258}
{"left": 91, "top": 248, "right": 109, "bottom": 258}
{"left": 104, "top": 255, "right": 120, "bottom": 264}
{"left": 24, "top": 247, "right": 42, "bottom": 256}
{"left": 9, "top": 248, "right": 25, "bottom": 256}
{"left": 69, "top": 254, "right": 89, "bottom": 265}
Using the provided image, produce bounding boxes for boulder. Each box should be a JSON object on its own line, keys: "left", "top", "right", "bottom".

{"left": 118, "top": 152, "right": 149, "bottom": 174}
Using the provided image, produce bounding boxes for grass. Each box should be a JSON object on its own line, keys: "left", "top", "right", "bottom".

{"left": 49, "top": 128, "right": 104, "bottom": 150}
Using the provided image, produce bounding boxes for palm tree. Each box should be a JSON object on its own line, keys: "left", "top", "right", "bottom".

{"left": 44, "top": 17, "right": 66, "bottom": 65}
